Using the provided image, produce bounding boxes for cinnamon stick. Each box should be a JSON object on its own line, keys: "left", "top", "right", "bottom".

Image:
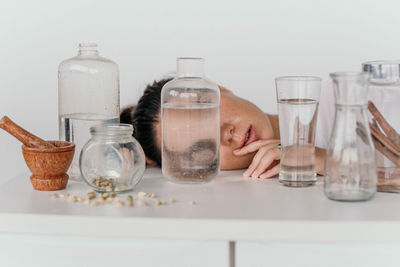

{"left": 356, "top": 123, "right": 400, "bottom": 166}
{"left": 368, "top": 101, "right": 400, "bottom": 147}
{"left": 377, "top": 167, "right": 400, "bottom": 178}
{"left": 372, "top": 118, "right": 378, "bottom": 129}
{"left": 370, "top": 123, "right": 400, "bottom": 156}
{"left": 372, "top": 135, "right": 400, "bottom": 166}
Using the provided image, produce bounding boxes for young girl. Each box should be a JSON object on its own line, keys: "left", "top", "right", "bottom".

{"left": 121, "top": 78, "right": 327, "bottom": 179}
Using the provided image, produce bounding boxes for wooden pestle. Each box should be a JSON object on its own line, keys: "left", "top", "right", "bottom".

{"left": 0, "top": 116, "right": 55, "bottom": 149}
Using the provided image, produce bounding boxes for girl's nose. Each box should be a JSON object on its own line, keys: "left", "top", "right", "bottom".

{"left": 221, "top": 124, "right": 234, "bottom": 146}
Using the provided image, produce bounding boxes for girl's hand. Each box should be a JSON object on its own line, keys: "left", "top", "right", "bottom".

{"left": 233, "top": 139, "right": 281, "bottom": 179}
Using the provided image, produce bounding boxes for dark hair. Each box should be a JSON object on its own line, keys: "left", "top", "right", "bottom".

{"left": 120, "top": 78, "right": 172, "bottom": 166}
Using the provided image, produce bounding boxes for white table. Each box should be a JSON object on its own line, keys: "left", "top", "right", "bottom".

{"left": 1, "top": 168, "right": 400, "bottom": 267}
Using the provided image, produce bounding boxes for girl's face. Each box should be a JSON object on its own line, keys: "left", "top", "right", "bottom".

{"left": 154, "top": 88, "right": 274, "bottom": 170}
{"left": 218, "top": 88, "right": 274, "bottom": 169}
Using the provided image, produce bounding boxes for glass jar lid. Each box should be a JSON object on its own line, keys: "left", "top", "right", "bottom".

{"left": 362, "top": 60, "right": 400, "bottom": 85}
{"left": 90, "top": 124, "right": 133, "bottom": 137}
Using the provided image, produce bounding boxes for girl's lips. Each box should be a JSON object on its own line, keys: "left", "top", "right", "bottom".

{"left": 244, "top": 125, "right": 258, "bottom": 146}
{"left": 240, "top": 125, "right": 258, "bottom": 148}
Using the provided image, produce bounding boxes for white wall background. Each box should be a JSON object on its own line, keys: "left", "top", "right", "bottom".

{"left": 1, "top": 0, "right": 399, "bottom": 179}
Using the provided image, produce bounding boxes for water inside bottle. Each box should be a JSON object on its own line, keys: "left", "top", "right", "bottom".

{"left": 162, "top": 103, "right": 220, "bottom": 183}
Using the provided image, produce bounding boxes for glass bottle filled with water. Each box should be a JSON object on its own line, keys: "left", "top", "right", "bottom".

{"left": 58, "top": 43, "right": 120, "bottom": 181}
{"left": 161, "top": 58, "right": 220, "bottom": 183}
{"left": 324, "top": 72, "right": 376, "bottom": 201}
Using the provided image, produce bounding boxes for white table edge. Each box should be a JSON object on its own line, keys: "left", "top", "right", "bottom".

{"left": 0, "top": 213, "right": 399, "bottom": 242}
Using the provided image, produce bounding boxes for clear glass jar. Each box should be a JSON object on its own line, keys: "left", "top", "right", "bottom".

{"left": 363, "top": 61, "right": 400, "bottom": 187}
{"left": 324, "top": 72, "right": 377, "bottom": 201}
{"left": 161, "top": 58, "right": 220, "bottom": 183}
{"left": 58, "top": 43, "right": 120, "bottom": 181}
{"left": 79, "top": 124, "right": 145, "bottom": 193}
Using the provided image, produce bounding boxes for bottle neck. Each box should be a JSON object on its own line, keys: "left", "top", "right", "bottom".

{"left": 78, "top": 43, "right": 99, "bottom": 56}
{"left": 330, "top": 72, "right": 369, "bottom": 106}
{"left": 177, "top": 58, "right": 205, "bottom": 78}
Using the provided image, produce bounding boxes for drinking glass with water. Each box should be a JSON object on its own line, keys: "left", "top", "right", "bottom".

{"left": 275, "top": 76, "right": 321, "bottom": 187}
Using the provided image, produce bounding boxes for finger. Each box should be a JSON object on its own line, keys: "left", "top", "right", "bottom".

{"left": 244, "top": 145, "right": 279, "bottom": 177}
{"left": 251, "top": 148, "right": 281, "bottom": 178}
{"left": 234, "top": 139, "right": 280, "bottom": 156}
{"left": 243, "top": 146, "right": 271, "bottom": 177}
{"left": 243, "top": 143, "right": 282, "bottom": 177}
{"left": 260, "top": 163, "right": 281, "bottom": 179}
{"left": 244, "top": 144, "right": 281, "bottom": 177}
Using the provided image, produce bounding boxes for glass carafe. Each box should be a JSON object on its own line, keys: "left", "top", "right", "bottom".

{"left": 324, "top": 72, "right": 377, "bottom": 201}
{"left": 161, "top": 58, "right": 220, "bottom": 183}
{"left": 58, "top": 43, "right": 120, "bottom": 181}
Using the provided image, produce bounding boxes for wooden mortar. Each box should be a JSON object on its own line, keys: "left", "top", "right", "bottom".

{"left": 0, "top": 116, "right": 75, "bottom": 191}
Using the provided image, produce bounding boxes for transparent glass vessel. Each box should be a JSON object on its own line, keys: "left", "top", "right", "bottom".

{"left": 275, "top": 76, "right": 321, "bottom": 187}
{"left": 79, "top": 124, "right": 145, "bottom": 192}
{"left": 58, "top": 43, "right": 120, "bottom": 181}
{"left": 363, "top": 61, "right": 400, "bottom": 185}
{"left": 161, "top": 58, "right": 220, "bottom": 183}
{"left": 324, "top": 72, "right": 377, "bottom": 201}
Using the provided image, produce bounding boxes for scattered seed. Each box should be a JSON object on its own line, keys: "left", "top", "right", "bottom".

{"left": 50, "top": 189, "right": 178, "bottom": 209}
{"left": 115, "top": 201, "right": 125, "bottom": 207}
{"left": 138, "top": 192, "right": 156, "bottom": 198}
{"left": 68, "top": 195, "right": 78, "bottom": 202}
{"left": 137, "top": 200, "right": 147, "bottom": 207}
{"left": 155, "top": 199, "right": 166, "bottom": 206}
{"left": 90, "top": 201, "right": 99, "bottom": 207}
{"left": 125, "top": 195, "right": 134, "bottom": 207}
{"left": 87, "top": 192, "right": 96, "bottom": 200}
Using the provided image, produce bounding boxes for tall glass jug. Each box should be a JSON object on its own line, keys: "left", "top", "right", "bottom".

{"left": 161, "top": 58, "right": 220, "bottom": 183}
{"left": 324, "top": 72, "right": 376, "bottom": 201}
{"left": 58, "top": 43, "right": 120, "bottom": 181}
